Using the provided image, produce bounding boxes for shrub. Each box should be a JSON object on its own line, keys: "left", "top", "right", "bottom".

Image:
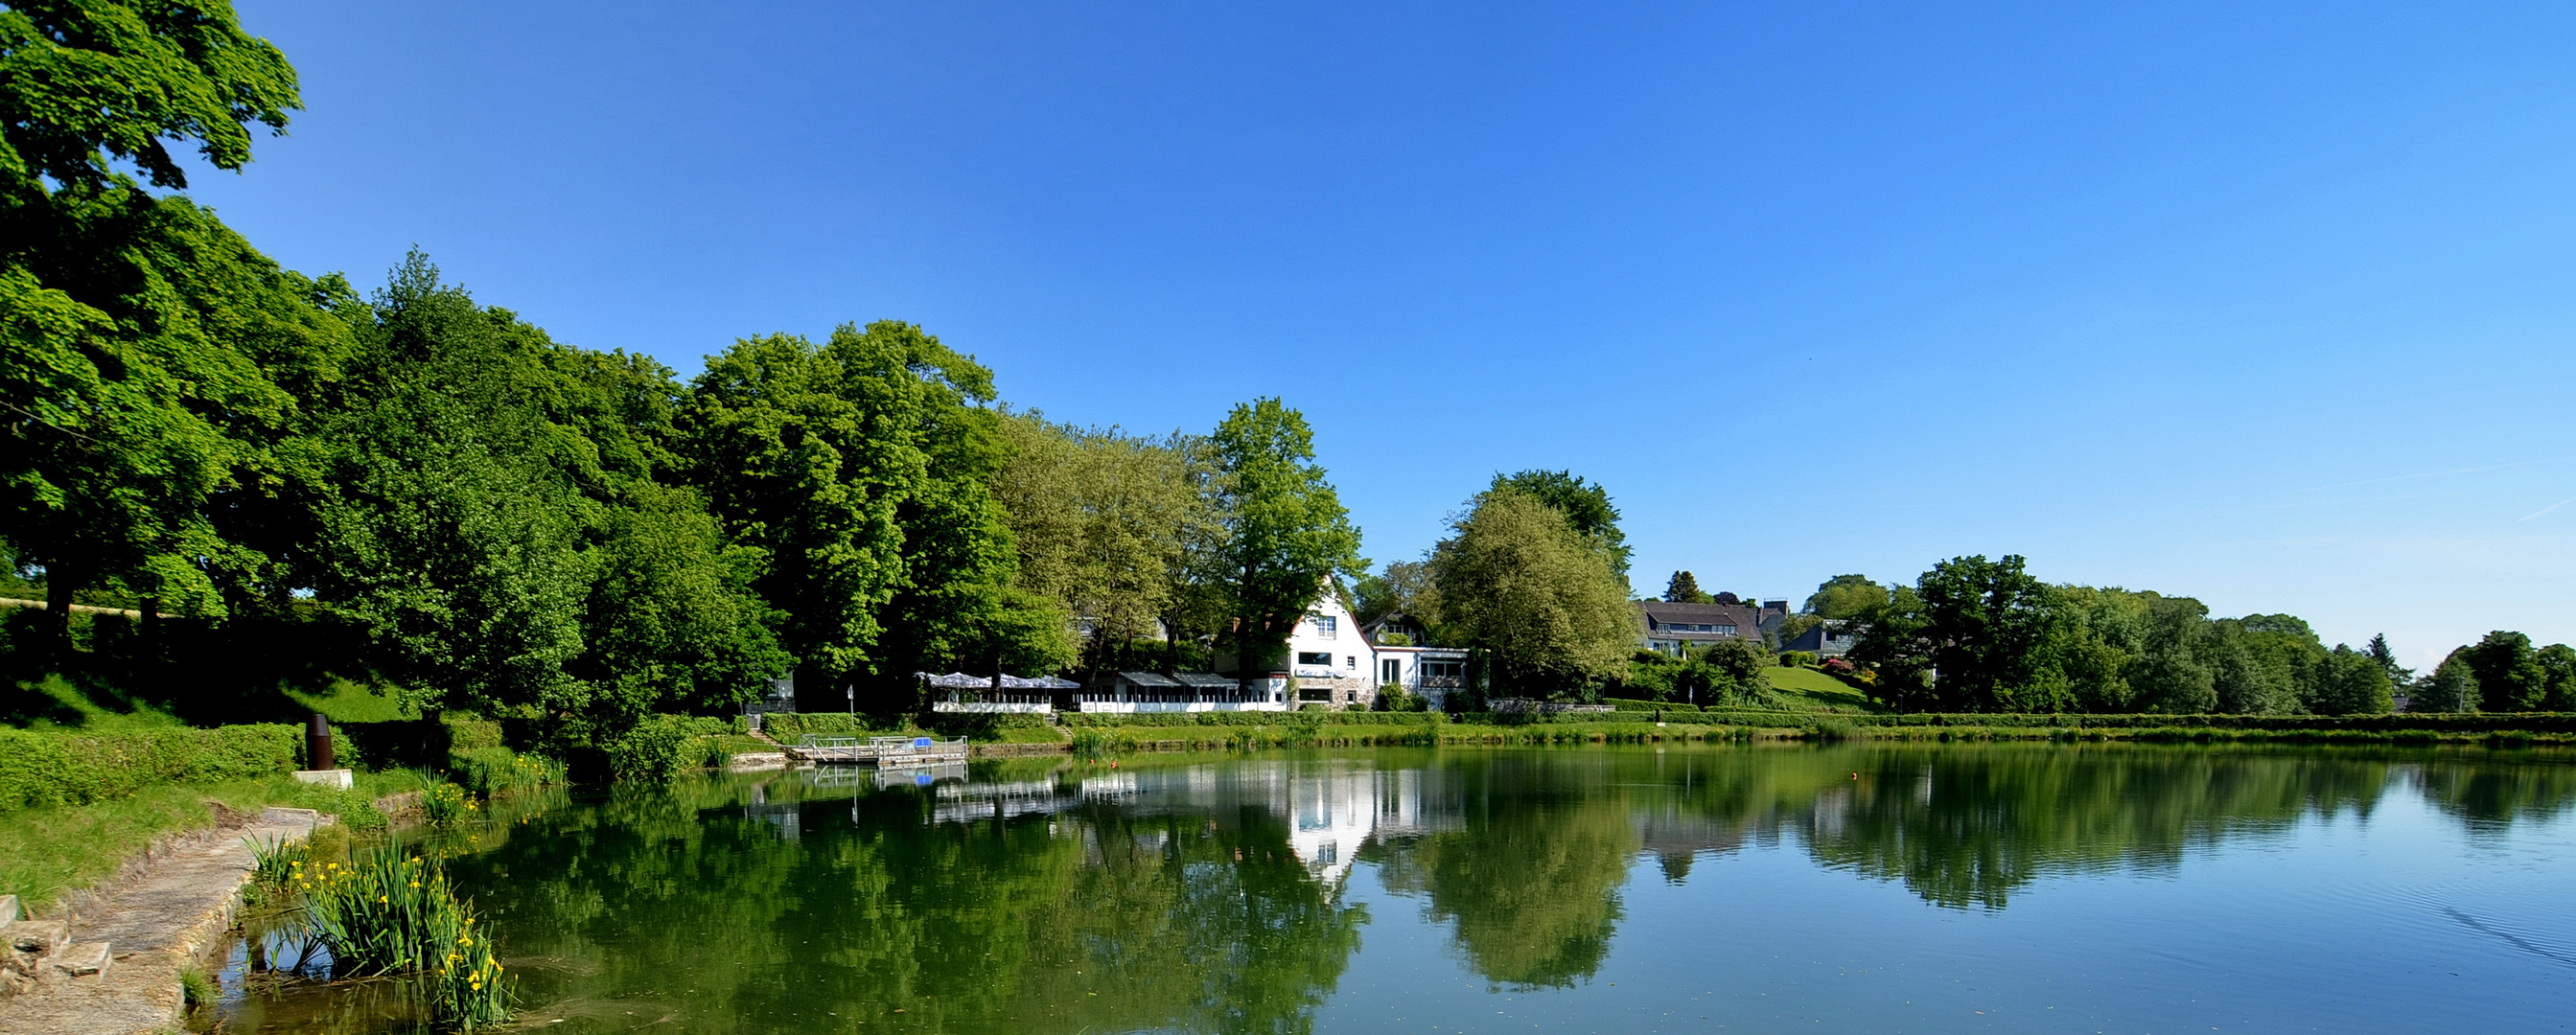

{"left": 1781, "top": 651, "right": 1819, "bottom": 668}
{"left": 1375, "top": 684, "right": 1428, "bottom": 712}
{"left": 0, "top": 724, "right": 299, "bottom": 812}
{"left": 604, "top": 716, "right": 700, "bottom": 781}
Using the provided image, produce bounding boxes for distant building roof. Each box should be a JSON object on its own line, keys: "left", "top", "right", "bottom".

{"left": 1115, "top": 671, "right": 1181, "bottom": 687}
{"left": 1636, "top": 600, "right": 1766, "bottom": 638}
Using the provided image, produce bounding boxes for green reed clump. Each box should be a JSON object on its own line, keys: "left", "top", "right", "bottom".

{"left": 297, "top": 846, "right": 513, "bottom": 1029}
{"left": 421, "top": 782, "right": 476, "bottom": 825}
{"left": 247, "top": 834, "right": 304, "bottom": 890}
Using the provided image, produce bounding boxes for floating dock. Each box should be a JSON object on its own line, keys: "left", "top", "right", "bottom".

{"left": 787, "top": 734, "right": 971, "bottom": 766}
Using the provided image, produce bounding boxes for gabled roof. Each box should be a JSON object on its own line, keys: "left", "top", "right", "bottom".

{"left": 1634, "top": 600, "right": 1765, "bottom": 633}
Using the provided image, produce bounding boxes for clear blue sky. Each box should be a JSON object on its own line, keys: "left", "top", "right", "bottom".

{"left": 190, "top": 1, "right": 2576, "bottom": 666}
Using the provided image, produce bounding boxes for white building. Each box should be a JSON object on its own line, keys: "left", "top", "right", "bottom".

{"left": 1214, "top": 584, "right": 1469, "bottom": 710}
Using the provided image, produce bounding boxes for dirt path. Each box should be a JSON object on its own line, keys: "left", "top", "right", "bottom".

{"left": 0, "top": 807, "right": 323, "bottom": 1035}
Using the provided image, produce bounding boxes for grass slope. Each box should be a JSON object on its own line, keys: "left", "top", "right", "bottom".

{"left": 1764, "top": 666, "right": 1881, "bottom": 712}
{"left": 0, "top": 769, "right": 430, "bottom": 915}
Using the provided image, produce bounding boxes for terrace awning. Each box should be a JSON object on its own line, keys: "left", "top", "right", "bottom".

{"left": 917, "top": 672, "right": 1079, "bottom": 690}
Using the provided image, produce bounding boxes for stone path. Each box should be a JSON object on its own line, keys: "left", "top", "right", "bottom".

{"left": 0, "top": 807, "right": 323, "bottom": 1035}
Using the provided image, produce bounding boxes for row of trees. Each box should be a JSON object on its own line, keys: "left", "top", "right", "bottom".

{"left": 1825, "top": 555, "right": 2569, "bottom": 715}
{"left": 0, "top": 2, "right": 1368, "bottom": 734}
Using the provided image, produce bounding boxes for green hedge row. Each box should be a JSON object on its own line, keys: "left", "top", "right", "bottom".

{"left": 0, "top": 724, "right": 302, "bottom": 812}
{"left": 1841, "top": 711, "right": 2576, "bottom": 732}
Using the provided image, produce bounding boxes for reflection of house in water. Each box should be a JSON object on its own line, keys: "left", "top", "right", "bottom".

{"left": 932, "top": 775, "right": 1082, "bottom": 824}
{"left": 743, "top": 783, "right": 801, "bottom": 843}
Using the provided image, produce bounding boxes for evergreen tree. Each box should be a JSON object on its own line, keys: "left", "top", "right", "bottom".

{"left": 1662, "top": 570, "right": 1708, "bottom": 605}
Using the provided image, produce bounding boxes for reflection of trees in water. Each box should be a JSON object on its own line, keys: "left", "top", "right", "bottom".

{"left": 445, "top": 771, "right": 1362, "bottom": 1035}
{"left": 2411, "top": 754, "right": 2576, "bottom": 828}
{"left": 1369, "top": 755, "right": 1640, "bottom": 988}
{"left": 1799, "top": 748, "right": 2396, "bottom": 908}
{"left": 429, "top": 748, "right": 2576, "bottom": 1034}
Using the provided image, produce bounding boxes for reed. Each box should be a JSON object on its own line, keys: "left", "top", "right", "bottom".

{"left": 294, "top": 845, "right": 514, "bottom": 1029}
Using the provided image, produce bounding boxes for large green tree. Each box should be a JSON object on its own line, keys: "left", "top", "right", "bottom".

{"left": 1851, "top": 555, "right": 2077, "bottom": 712}
{"left": 2460, "top": 630, "right": 2548, "bottom": 712}
{"left": 1430, "top": 486, "right": 1634, "bottom": 699}
{"left": 1207, "top": 398, "right": 1363, "bottom": 689}
{"left": 988, "top": 412, "right": 1214, "bottom": 675}
{"left": 1, "top": 0, "right": 343, "bottom": 645}
{"left": 1489, "top": 470, "right": 1628, "bottom": 575}
{"left": 299, "top": 257, "right": 787, "bottom": 729}
{"left": 682, "top": 322, "right": 1064, "bottom": 707}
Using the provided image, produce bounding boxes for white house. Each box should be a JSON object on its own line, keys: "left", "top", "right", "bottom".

{"left": 1213, "top": 584, "right": 1469, "bottom": 710}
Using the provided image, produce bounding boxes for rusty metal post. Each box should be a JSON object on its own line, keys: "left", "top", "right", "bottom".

{"left": 306, "top": 710, "right": 335, "bottom": 771}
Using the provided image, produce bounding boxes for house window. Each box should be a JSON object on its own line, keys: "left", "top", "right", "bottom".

{"left": 1382, "top": 658, "right": 1401, "bottom": 683}
{"left": 1345, "top": 656, "right": 1357, "bottom": 669}
{"left": 1311, "top": 614, "right": 1336, "bottom": 638}
{"left": 1421, "top": 660, "right": 1463, "bottom": 683}
{"left": 1714, "top": 624, "right": 1737, "bottom": 635}
{"left": 1297, "top": 651, "right": 1334, "bottom": 666}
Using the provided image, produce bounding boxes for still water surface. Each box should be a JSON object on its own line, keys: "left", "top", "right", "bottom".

{"left": 230, "top": 744, "right": 2576, "bottom": 1033}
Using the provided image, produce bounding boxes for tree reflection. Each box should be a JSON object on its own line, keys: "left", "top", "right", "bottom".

{"left": 394, "top": 745, "right": 2576, "bottom": 1035}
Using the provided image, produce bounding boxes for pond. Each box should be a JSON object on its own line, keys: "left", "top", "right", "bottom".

{"left": 224, "top": 744, "right": 2576, "bottom": 1033}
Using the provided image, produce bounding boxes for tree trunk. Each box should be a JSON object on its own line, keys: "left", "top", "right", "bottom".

{"left": 42, "top": 562, "right": 78, "bottom": 655}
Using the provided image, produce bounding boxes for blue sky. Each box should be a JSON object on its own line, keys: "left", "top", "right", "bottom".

{"left": 190, "top": 1, "right": 2576, "bottom": 664}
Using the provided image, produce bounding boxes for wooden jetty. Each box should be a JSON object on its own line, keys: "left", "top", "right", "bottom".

{"left": 787, "top": 734, "right": 970, "bottom": 766}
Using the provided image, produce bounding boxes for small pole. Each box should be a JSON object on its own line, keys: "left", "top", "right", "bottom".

{"left": 306, "top": 711, "right": 335, "bottom": 771}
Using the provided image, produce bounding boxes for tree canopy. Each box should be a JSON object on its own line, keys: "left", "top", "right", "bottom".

{"left": 1207, "top": 398, "right": 1364, "bottom": 686}
{"left": 1430, "top": 486, "right": 1633, "bottom": 699}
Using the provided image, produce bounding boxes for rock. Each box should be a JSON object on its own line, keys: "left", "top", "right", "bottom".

{"left": 0, "top": 894, "right": 18, "bottom": 924}
{"left": 49, "top": 943, "right": 107, "bottom": 978}
{"left": 5, "top": 920, "right": 67, "bottom": 954}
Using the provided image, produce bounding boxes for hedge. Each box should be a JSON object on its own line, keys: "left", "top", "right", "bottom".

{"left": 0, "top": 724, "right": 301, "bottom": 812}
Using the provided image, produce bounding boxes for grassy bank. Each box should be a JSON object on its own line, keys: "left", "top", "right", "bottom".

{"left": 0, "top": 769, "right": 431, "bottom": 915}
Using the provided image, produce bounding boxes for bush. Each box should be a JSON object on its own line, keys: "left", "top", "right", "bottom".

{"left": 1375, "top": 684, "right": 1428, "bottom": 712}
{"left": 0, "top": 724, "right": 300, "bottom": 812}
{"left": 1781, "top": 651, "right": 1819, "bottom": 669}
{"left": 604, "top": 716, "right": 699, "bottom": 782}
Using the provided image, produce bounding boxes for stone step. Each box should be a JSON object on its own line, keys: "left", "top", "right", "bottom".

{"left": 49, "top": 941, "right": 108, "bottom": 978}
{"left": 4, "top": 920, "right": 66, "bottom": 954}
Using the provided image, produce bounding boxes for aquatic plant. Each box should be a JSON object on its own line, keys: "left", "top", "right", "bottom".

{"left": 421, "top": 782, "right": 477, "bottom": 825}
{"left": 296, "top": 846, "right": 514, "bottom": 1029}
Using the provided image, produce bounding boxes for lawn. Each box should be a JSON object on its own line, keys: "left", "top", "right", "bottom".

{"left": 1764, "top": 666, "right": 1883, "bottom": 713}
{"left": 0, "top": 768, "right": 431, "bottom": 915}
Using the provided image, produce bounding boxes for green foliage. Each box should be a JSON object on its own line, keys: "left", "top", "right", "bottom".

{"left": 1489, "top": 470, "right": 1629, "bottom": 575}
{"left": 443, "top": 746, "right": 566, "bottom": 798}
{"left": 1430, "top": 486, "right": 1632, "bottom": 698}
{"left": 294, "top": 846, "right": 512, "bottom": 1028}
{"left": 303, "top": 256, "right": 789, "bottom": 734}
{"left": 990, "top": 412, "right": 1217, "bottom": 671}
{"left": 1662, "top": 570, "right": 1709, "bottom": 604}
{"left": 2419, "top": 652, "right": 2478, "bottom": 712}
{"left": 0, "top": 0, "right": 299, "bottom": 192}
{"left": 0, "top": 723, "right": 295, "bottom": 811}
{"left": 1847, "top": 559, "right": 2387, "bottom": 718}
{"left": 1205, "top": 398, "right": 1365, "bottom": 681}
{"left": 1781, "top": 651, "right": 1818, "bottom": 668}
{"left": 1804, "top": 574, "right": 1891, "bottom": 619}
{"left": 683, "top": 321, "right": 1044, "bottom": 707}
{"left": 601, "top": 714, "right": 725, "bottom": 782}
{"left": 1375, "top": 683, "right": 1428, "bottom": 712}
{"left": 2308, "top": 645, "right": 2394, "bottom": 716}
{"left": 421, "top": 781, "right": 475, "bottom": 825}
{"left": 2462, "top": 631, "right": 2548, "bottom": 712}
